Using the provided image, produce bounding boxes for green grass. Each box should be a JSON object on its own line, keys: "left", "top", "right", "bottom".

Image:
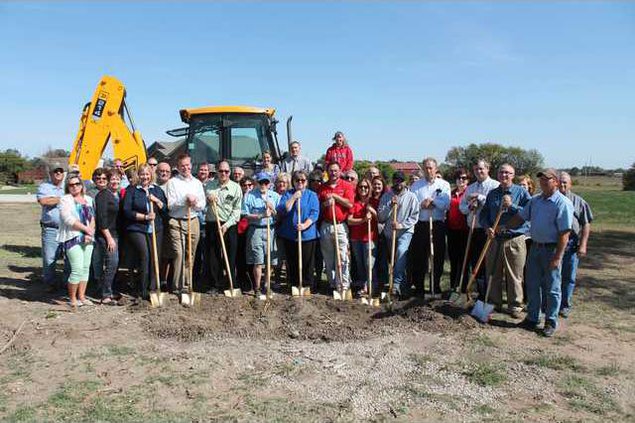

{"left": 523, "top": 353, "right": 583, "bottom": 371}
{"left": 463, "top": 362, "right": 507, "bottom": 387}
{"left": 595, "top": 362, "right": 621, "bottom": 377}
{"left": 575, "top": 186, "right": 635, "bottom": 227}
{"left": 558, "top": 374, "right": 620, "bottom": 416}
{"left": 0, "top": 184, "right": 37, "bottom": 195}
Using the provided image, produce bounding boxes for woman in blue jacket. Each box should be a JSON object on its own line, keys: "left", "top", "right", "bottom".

{"left": 122, "top": 163, "right": 168, "bottom": 301}
{"left": 276, "top": 170, "right": 320, "bottom": 293}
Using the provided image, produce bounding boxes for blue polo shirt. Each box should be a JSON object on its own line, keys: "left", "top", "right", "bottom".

{"left": 276, "top": 189, "right": 320, "bottom": 241}
{"left": 480, "top": 184, "right": 531, "bottom": 238}
{"left": 36, "top": 181, "right": 64, "bottom": 227}
{"left": 519, "top": 191, "right": 573, "bottom": 243}
{"left": 242, "top": 189, "right": 281, "bottom": 227}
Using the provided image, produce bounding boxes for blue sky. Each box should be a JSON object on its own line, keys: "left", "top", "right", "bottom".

{"left": 1, "top": 2, "right": 634, "bottom": 169}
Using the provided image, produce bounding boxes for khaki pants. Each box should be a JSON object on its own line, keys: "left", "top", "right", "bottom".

{"left": 168, "top": 217, "right": 200, "bottom": 291}
{"left": 486, "top": 235, "right": 526, "bottom": 311}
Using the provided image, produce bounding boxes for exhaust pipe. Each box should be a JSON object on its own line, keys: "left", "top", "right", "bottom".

{"left": 286, "top": 116, "right": 293, "bottom": 147}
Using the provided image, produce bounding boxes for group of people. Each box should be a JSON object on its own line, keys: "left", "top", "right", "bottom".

{"left": 37, "top": 132, "right": 592, "bottom": 337}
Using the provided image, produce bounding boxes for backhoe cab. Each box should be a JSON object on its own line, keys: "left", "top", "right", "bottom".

{"left": 168, "top": 106, "right": 290, "bottom": 173}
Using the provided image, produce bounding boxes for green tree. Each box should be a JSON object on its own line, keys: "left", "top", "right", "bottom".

{"left": 0, "top": 149, "right": 31, "bottom": 184}
{"left": 445, "top": 143, "right": 544, "bottom": 177}
{"left": 623, "top": 163, "right": 635, "bottom": 191}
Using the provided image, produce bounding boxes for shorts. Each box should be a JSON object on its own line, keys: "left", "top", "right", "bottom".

{"left": 246, "top": 226, "right": 278, "bottom": 266}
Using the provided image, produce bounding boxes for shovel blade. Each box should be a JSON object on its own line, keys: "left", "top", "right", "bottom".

{"left": 471, "top": 300, "right": 494, "bottom": 323}
{"left": 258, "top": 294, "right": 267, "bottom": 301}
{"left": 150, "top": 292, "right": 163, "bottom": 307}
{"left": 448, "top": 291, "right": 461, "bottom": 304}
{"left": 224, "top": 288, "right": 242, "bottom": 298}
{"left": 332, "top": 290, "right": 342, "bottom": 301}
{"left": 300, "top": 287, "right": 311, "bottom": 297}
{"left": 344, "top": 289, "right": 353, "bottom": 301}
{"left": 291, "top": 286, "right": 301, "bottom": 297}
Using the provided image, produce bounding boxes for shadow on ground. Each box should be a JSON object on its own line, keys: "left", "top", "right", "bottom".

{"left": 2, "top": 244, "right": 41, "bottom": 258}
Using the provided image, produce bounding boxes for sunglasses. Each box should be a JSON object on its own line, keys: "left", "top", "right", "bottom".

{"left": 148, "top": 163, "right": 158, "bottom": 166}
{"left": 68, "top": 182, "right": 82, "bottom": 187}
{"left": 457, "top": 176, "right": 469, "bottom": 180}
{"left": 53, "top": 169, "right": 64, "bottom": 174}
{"left": 359, "top": 186, "right": 370, "bottom": 190}
{"left": 344, "top": 176, "right": 356, "bottom": 181}
{"left": 94, "top": 176, "right": 107, "bottom": 180}
{"left": 242, "top": 183, "right": 253, "bottom": 187}
{"left": 218, "top": 169, "right": 230, "bottom": 174}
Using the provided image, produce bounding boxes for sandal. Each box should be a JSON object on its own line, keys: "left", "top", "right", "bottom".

{"left": 101, "top": 297, "right": 115, "bottom": 305}
{"left": 79, "top": 298, "right": 94, "bottom": 306}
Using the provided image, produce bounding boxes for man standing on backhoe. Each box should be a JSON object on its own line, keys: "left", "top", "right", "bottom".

{"left": 165, "top": 154, "right": 206, "bottom": 296}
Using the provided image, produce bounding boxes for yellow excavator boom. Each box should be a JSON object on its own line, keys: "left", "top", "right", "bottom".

{"left": 69, "top": 75, "right": 147, "bottom": 178}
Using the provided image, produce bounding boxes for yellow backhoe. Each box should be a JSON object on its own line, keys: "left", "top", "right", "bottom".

{"left": 70, "top": 75, "right": 292, "bottom": 177}
{"left": 69, "top": 75, "right": 147, "bottom": 178}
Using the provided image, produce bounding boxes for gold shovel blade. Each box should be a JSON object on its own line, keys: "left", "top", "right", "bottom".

{"left": 150, "top": 292, "right": 163, "bottom": 307}
{"left": 332, "top": 290, "right": 342, "bottom": 301}
{"left": 291, "top": 286, "right": 301, "bottom": 297}
{"left": 224, "top": 288, "right": 242, "bottom": 298}
{"left": 293, "top": 286, "right": 311, "bottom": 297}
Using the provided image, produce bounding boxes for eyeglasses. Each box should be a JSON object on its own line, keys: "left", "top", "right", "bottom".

{"left": 344, "top": 176, "right": 356, "bottom": 181}
{"left": 260, "top": 180, "right": 271, "bottom": 185}
{"left": 53, "top": 169, "right": 64, "bottom": 174}
{"left": 457, "top": 176, "right": 469, "bottom": 180}
{"left": 68, "top": 182, "right": 82, "bottom": 187}
{"left": 158, "top": 170, "right": 170, "bottom": 174}
{"left": 148, "top": 163, "right": 158, "bottom": 166}
{"left": 218, "top": 169, "right": 230, "bottom": 174}
{"left": 296, "top": 179, "right": 307, "bottom": 183}
{"left": 242, "top": 183, "right": 253, "bottom": 187}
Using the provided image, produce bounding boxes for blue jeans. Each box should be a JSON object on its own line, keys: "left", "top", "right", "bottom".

{"left": 560, "top": 246, "right": 578, "bottom": 310}
{"left": 389, "top": 231, "right": 413, "bottom": 295}
{"left": 97, "top": 237, "right": 120, "bottom": 298}
{"left": 41, "top": 226, "right": 69, "bottom": 288}
{"left": 350, "top": 239, "right": 376, "bottom": 291}
{"left": 526, "top": 244, "right": 562, "bottom": 327}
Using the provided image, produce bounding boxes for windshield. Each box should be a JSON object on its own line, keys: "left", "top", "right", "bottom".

{"left": 187, "top": 113, "right": 276, "bottom": 170}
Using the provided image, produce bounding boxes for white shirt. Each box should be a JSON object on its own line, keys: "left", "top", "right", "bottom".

{"left": 165, "top": 173, "right": 205, "bottom": 219}
{"left": 410, "top": 177, "right": 451, "bottom": 222}
{"left": 459, "top": 176, "right": 500, "bottom": 228}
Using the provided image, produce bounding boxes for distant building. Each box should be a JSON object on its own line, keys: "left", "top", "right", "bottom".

{"left": 389, "top": 161, "right": 422, "bottom": 175}
{"left": 146, "top": 139, "right": 186, "bottom": 167}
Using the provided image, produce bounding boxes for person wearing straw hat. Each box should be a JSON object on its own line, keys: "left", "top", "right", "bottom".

{"left": 378, "top": 171, "right": 419, "bottom": 299}
{"left": 204, "top": 160, "right": 243, "bottom": 294}
{"left": 503, "top": 168, "right": 573, "bottom": 337}
{"left": 165, "top": 154, "right": 206, "bottom": 296}
{"left": 480, "top": 163, "right": 531, "bottom": 319}
{"left": 242, "top": 172, "right": 280, "bottom": 296}
{"left": 318, "top": 161, "right": 355, "bottom": 293}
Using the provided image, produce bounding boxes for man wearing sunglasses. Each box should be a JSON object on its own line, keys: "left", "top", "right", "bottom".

{"left": 204, "top": 160, "right": 243, "bottom": 294}
{"left": 37, "top": 165, "right": 69, "bottom": 292}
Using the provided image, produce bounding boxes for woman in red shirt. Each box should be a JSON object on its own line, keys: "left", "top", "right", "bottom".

{"left": 347, "top": 178, "right": 378, "bottom": 297}
{"left": 447, "top": 168, "right": 470, "bottom": 292}
{"left": 324, "top": 131, "right": 354, "bottom": 172}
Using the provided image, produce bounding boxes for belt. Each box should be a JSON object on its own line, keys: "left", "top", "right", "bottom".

{"left": 40, "top": 222, "right": 59, "bottom": 229}
{"left": 171, "top": 216, "right": 197, "bottom": 221}
{"left": 498, "top": 232, "right": 524, "bottom": 240}
{"left": 250, "top": 224, "right": 270, "bottom": 229}
{"left": 533, "top": 242, "right": 557, "bottom": 248}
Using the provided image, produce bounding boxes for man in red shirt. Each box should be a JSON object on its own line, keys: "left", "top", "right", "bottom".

{"left": 318, "top": 161, "right": 355, "bottom": 292}
{"left": 324, "top": 131, "right": 354, "bottom": 172}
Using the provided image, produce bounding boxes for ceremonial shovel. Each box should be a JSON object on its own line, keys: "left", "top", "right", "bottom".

{"left": 181, "top": 205, "right": 201, "bottom": 306}
{"left": 149, "top": 201, "right": 167, "bottom": 307}
{"left": 331, "top": 201, "right": 352, "bottom": 301}
{"left": 212, "top": 201, "right": 241, "bottom": 298}
{"left": 292, "top": 198, "right": 311, "bottom": 297}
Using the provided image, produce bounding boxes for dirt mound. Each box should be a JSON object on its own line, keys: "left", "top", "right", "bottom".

{"left": 139, "top": 295, "right": 479, "bottom": 343}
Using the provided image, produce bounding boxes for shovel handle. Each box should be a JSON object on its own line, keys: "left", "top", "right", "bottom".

{"left": 212, "top": 201, "right": 235, "bottom": 293}
{"left": 464, "top": 204, "right": 505, "bottom": 300}
{"left": 266, "top": 217, "right": 271, "bottom": 298}
{"left": 332, "top": 201, "right": 343, "bottom": 291}
{"left": 387, "top": 202, "right": 398, "bottom": 300}
{"left": 187, "top": 205, "right": 193, "bottom": 294}
{"left": 298, "top": 199, "right": 303, "bottom": 290}
{"left": 149, "top": 201, "right": 161, "bottom": 293}
{"left": 367, "top": 218, "right": 372, "bottom": 299}
{"left": 457, "top": 213, "right": 477, "bottom": 291}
